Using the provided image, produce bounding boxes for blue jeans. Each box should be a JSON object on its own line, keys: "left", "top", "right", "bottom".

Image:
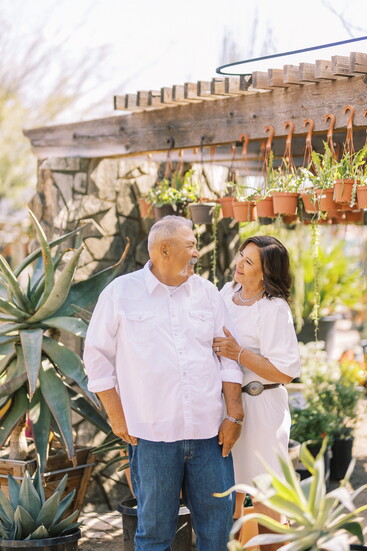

{"left": 128, "top": 437, "right": 235, "bottom": 551}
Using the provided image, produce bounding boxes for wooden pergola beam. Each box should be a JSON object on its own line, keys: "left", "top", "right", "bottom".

{"left": 24, "top": 73, "right": 367, "bottom": 159}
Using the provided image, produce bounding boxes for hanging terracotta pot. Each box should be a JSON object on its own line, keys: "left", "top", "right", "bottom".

{"left": 218, "top": 196, "right": 234, "bottom": 218}
{"left": 282, "top": 214, "right": 299, "bottom": 225}
{"left": 189, "top": 202, "right": 216, "bottom": 224}
{"left": 255, "top": 196, "right": 276, "bottom": 218}
{"left": 345, "top": 209, "right": 364, "bottom": 224}
{"left": 316, "top": 189, "right": 339, "bottom": 212}
{"left": 300, "top": 192, "right": 319, "bottom": 213}
{"left": 232, "top": 201, "right": 256, "bottom": 222}
{"left": 333, "top": 179, "right": 358, "bottom": 205}
{"left": 138, "top": 198, "right": 153, "bottom": 218}
{"left": 272, "top": 192, "right": 299, "bottom": 215}
{"left": 356, "top": 186, "right": 367, "bottom": 209}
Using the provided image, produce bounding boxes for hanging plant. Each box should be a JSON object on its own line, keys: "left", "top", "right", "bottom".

{"left": 310, "top": 221, "right": 321, "bottom": 339}
{"left": 210, "top": 205, "right": 221, "bottom": 287}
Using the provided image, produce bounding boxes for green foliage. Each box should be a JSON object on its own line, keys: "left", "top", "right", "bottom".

{"left": 0, "top": 211, "right": 125, "bottom": 470}
{"left": 146, "top": 169, "right": 199, "bottom": 207}
{"left": 332, "top": 144, "right": 367, "bottom": 180}
{"left": 217, "top": 439, "right": 367, "bottom": 551}
{"left": 290, "top": 407, "right": 335, "bottom": 444}
{"left": 0, "top": 470, "right": 80, "bottom": 540}
{"left": 310, "top": 143, "right": 335, "bottom": 190}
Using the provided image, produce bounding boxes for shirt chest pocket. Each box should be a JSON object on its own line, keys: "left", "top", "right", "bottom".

{"left": 189, "top": 310, "right": 214, "bottom": 342}
{"left": 124, "top": 310, "right": 156, "bottom": 346}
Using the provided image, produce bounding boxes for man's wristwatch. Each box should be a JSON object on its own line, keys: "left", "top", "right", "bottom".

{"left": 225, "top": 415, "right": 243, "bottom": 426}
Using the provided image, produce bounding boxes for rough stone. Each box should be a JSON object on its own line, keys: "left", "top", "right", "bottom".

{"left": 74, "top": 172, "right": 88, "bottom": 194}
{"left": 115, "top": 181, "right": 139, "bottom": 217}
{"left": 90, "top": 159, "right": 119, "bottom": 201}
{"left": 52, "top": 172, "right": 73, "bottom": 205}
{"left": 85, "top": 235, "right": 120, "bottom": 261}
{"left": 39, "top": 158, "right": 81, "bottom": 171}
{"left": 118, "top": 159, "right": 158, "bottom": 195}
{"left": 98, "top": 207, "right": 119, "bottom": 236}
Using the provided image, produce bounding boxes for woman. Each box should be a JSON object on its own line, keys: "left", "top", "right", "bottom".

{"left": 213, "top": 235, "right": 300, "bottom": 551}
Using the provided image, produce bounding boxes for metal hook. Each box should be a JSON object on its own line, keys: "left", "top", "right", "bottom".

{"left": 364, "top": 108, "right": 367, "bottom": 144}
{"left": 324, "top": 113, "right": 336, "bottom": 158}
{"left": 167, "top": 136, "right": 175, "bottom": 150}
{"left": 283, "top": 121, "right": 295, "bottom": 168}
{"left": 164, "top": 137, "right": 175, "bottom": 179}
{"left": 303, "top": 118, "right": 315, "bottom": 167}
{"left": 343, "top": 105, "right": 355, "bottom": 155}
{"left": 239, "top": 133, "right": 250, "bottom": 158}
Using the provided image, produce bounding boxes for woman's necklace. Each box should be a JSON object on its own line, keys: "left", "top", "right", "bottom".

{"left": 237, "top": 289, "right": 264, "bottom": 303}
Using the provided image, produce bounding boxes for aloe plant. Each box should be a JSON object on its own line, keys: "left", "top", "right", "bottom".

{"left": 216, "top": 439, "right": 367, "bottom": 550}
{"left": 0, "top": 469, "right": 80, "bottom": 540}
{"left": 0, "top": 211, "right": 129, "bottom": 471}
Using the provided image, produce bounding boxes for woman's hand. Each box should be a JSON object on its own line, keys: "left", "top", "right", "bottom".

{"left": 213, "top": 327, "right": 241, "bottom": 361}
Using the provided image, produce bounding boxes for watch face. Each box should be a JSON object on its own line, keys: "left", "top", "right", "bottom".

{"left": 247, "top": 381, "right": 264, "bottom": 396}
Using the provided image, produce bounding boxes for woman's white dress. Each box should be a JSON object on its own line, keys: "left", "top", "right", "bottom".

{"left": 220, "top": 282, "right": 301, "bottom": 485}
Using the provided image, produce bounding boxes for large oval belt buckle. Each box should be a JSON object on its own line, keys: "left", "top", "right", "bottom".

{"left": 247, "top": 381, "right": 264, "bottom": 396}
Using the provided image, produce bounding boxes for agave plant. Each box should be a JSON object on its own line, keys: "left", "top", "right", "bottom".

{"left": 0, "top": 211, "right": 129, "bottom": 471}
{"left": 0, "top": 469, "right": 80, "bottom": 540}
{"left": 216, "top": 439, "right": 367, "bottom": 551}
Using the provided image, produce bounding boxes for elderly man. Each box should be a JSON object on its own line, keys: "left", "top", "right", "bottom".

{"left": 84, "top": 216, "right": 244, "bottom": 551}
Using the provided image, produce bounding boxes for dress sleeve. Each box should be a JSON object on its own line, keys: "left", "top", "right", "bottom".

{"left": 213, "top": 287, "right": 243, "bottom": 385}
{"left": 83, "top": 285, "right": 119, "bottom": 392}
{"left": 259, "top": 299, "right": 301, "bottom": 379}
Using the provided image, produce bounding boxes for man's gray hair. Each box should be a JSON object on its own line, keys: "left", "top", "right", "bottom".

{"left": 147, "top": 216, "right": 193, "bottom": 253}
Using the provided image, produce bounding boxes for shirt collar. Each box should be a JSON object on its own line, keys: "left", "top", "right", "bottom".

{"left": 143, "top": 261, "right": 192, "bottom": 295}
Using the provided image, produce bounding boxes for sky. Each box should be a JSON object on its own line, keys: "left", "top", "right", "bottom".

{"left": 2, "top": 0, "right": 367, "bottom": 123}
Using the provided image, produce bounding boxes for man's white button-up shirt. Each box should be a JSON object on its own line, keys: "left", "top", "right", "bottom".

{"left": 84, "top": 263, "right": 242, "bottom": 442}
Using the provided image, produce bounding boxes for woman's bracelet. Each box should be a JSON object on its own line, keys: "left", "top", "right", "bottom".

{"left": 237, "top": 346, "right": 245, "bottom": 365}
{"left": 225, "top": 415, "right": 243, "bottom": 426}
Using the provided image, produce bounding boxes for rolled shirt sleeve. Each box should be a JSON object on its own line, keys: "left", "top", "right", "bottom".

{"left": 84, "top": 286, "right": 119, "bottom": 392}
{"left": 259, "top": 299, "right": 301, "bottom": 379}
{"left": 213, "top": 290, "right": 243, "bottom": 385}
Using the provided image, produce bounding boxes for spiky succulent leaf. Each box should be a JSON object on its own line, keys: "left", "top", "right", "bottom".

{"left": 14, "top": 506, "right": 36, "bottom": 538}
{"left": 52, "top": 489, "right": 76, "bottom": 526}
{"left": 67, "top": 386, "right": 109, "bottom": 433}
{"left": 42, "top": 337, "right": 98, "bottom": 407}
{"left": 29, "top": 388, "right": 51, "bottom": 473}
{"left": 42, "top": 316, "right": 88, "bottom": 338}
{"left": 54, "top": 474, "right": 68, "bottom": 498}
{"left": 32, "top": 469, "right": 45, "bottom": 506}
{"left": 19, "top": 329, "right": 43, "bottom": 399}
{"left": 0, "top": 489, "right": 14, "bottom": 523}
{"left": 28, "top": 210, "right": 55, "bottom": 309}
{"left": 14, "top": 224, "right": 89, "bottom": 277}
{"left": 27, "top": 245, "right": 84, "bottom": 323}
{"left": 38, "top": 360, "right": 74, "bottom": 463}
{"left": 48, "top": 509, "right": 79, "bottom": 537}
{"left": 0, "top": 321, "right": 28, "bottom": 335}
{"left": 0, "top": 342, "right": 16, "bottom": 375}
{"left": 0, "top": 356, "right": 27, "bottom": 398}
{"left": 7, "top": 474, "right": 20, "bottom": 510}
{"left": 53, "top": 241, "right": 129, "bottom": 317}
{"left": 30, "top": 524, "right": 49, "bottom": 539}
{"left": 0, "top": 297, "right": 28, "bottom": 319}
{"left": 36, "top": 491, "right": 62, "bottom": 528}
{"left": 18, "top": 471, "right": 42, "bottom": 521}
{"left": 0, "top": 386, "right": 28, "bottom": 447}
{"left": 0, "top": 256, "right": 32, "bottom": 313}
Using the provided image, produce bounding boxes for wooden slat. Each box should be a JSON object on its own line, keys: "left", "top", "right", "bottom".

{"left": 350, "top": 51, "right": 367, "bottom": 74}
{"left": 137, "top": 91, "right": 150, "bottom": 108}
{"left": 183, "top": 82, "right": 216, "bottom": 101}
{"left": 251, "top": 71, "right": 276, "bottom": 90}
{"left": 315, "top": 60, "right": 339, "bottom": 80}
{"left": 149, "top": 90, "right": 162, "bottom": 107}
{"left": 113, "top": 95, "right": 126, "bottom": 110}
{"left": 211, "top": 78, "right": 227, "bottom": 96}
{"left": 160, "top": 87, "right": 187, "bottom": 105}
{"left": 283, "top": 65, "right": 305, "bottom": 85}
{"left": 331, "top": 55, "right": 355, "bottom": 77}
{"left": 298, "top": 63, "right": 318, "bottom": 82}
{"left": 173, "top": 84, "right": 201, "bottom": 103}
{"left": 125, "top": 93, "right": 139, "bottom": 110}
{"left": 268, "top": 68, "right": 296, "bottom": 88}
{"left": 224, "top": 76, "right": 254, "bottom": 94}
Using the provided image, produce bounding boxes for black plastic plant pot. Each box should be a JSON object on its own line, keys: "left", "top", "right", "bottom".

{"left": 189, "top": 203, "right": 215, "bottom": 225}
{"left": 118, "top": 498, "right": 192, "bottom": 551}
{"left": 153, "top": 204, "right": 175, "bottom": 220}
{"left": 0, "top": 529, "right": 81, "bottom": 550}
{"left": 330, "top": 436, "right": 354, "bottom": 481}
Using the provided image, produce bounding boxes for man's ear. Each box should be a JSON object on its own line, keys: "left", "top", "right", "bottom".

{"left": 160, "top": 241, "right": 170, "bottom": 257}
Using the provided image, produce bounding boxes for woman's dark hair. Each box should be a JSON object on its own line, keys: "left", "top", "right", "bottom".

{"left": 236, "top": 235, "right": 292, "bottom": 302}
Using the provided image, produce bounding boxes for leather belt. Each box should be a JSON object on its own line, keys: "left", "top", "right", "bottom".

{"left": 242, "top": 381, "right": 282, "bottom": 396}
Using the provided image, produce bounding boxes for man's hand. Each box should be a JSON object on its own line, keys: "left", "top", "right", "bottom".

{"left": 218, "top": 417, "right": 242, "bottom": 457}
{"left": 97, "top": 388, "right": 138, "bottom": 446}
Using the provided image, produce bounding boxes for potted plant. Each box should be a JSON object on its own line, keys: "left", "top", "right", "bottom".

{"left": 332, "top": 145, "right": 367, "bottom": 207}
{"left": 218, "top": 181, "right": 236, "bottom": 218}
{"left": 232, "top": 184, "right": 258, "bottom": 223}
{"left": 0, "top": 469, "right": 81, "bottom": 549}
{"left": 271, "top": 162, "right": 301, "bottom": 216}
{"left": 0, "top": 212, "right": 125, "bottom": 506}
{"left": 254, "top": 153, "right": 277, "bottom": 219}
{"left": 306, "top": 144, "right": 337, "bottom": 215}
{"left": 356, "top": 172, "right": 367, "bottom": 209}
{"left": 218, "top": 439, "right": 367, "bottom": 551}
{"left": 146, "top": 169, "right": 199, "bottom": 220}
